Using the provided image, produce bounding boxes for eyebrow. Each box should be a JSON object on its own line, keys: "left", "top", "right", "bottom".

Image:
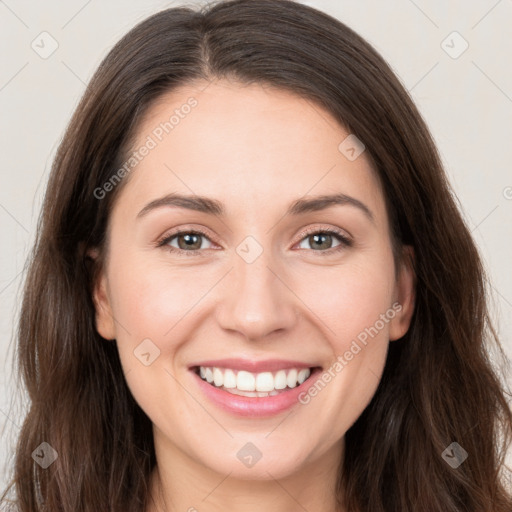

{"left": 136, "top": 192, "right": 375, "bottom": 223}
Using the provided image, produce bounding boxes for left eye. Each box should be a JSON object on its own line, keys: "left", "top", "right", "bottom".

{"left": 296, "top": 231, "right": 349, "bottom": 251}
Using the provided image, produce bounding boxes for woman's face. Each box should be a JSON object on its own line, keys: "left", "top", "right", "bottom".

{"left": 92, "top": 79, "right": 415, "bottom": 481}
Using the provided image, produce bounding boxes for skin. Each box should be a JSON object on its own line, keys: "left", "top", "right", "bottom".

{"left": 91, "top": 78, "right": 415, "bottom": 512}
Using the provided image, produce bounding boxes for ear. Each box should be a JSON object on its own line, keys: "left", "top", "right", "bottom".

{"left": 389, "top": 245, "right": 416, "bottom": 341}
{"left": 87, "top": 248, "right": 116, "bottom": 340}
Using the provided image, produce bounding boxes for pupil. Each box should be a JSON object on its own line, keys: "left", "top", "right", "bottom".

{"left": 311, "top": 233, "right": 331, "bottom": 250}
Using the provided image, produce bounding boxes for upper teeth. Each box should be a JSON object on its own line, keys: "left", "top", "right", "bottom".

{"left": 199, "top": 366, "right": 312, "bottom": 392}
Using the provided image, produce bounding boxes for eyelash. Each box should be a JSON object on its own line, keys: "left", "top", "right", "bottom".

{"left": 156, "top": 226, "right": 353, "bottom": 257}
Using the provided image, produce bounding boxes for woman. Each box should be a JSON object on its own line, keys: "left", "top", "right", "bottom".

{"left": 1, "top": 0, "right": 511, "bottom": 510}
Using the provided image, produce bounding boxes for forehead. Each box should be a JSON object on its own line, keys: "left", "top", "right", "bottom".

{"left": 114, "top": 79, "right": 387, "bottom": 227}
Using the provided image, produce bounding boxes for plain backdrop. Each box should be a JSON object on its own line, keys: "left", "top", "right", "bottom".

{"left": 1, "top": 0, "right": 511, "bottom": 494}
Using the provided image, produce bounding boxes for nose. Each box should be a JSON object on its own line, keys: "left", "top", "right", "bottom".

{"left": 215, "top": 248, "right": 298, "bottom": 341}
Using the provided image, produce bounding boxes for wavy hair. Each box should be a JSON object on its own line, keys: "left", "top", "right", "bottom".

{"left": 1, "top": 0, "right": 511, "bottom": 510}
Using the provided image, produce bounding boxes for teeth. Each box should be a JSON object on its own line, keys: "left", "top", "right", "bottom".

{"left": 286, "top": 369, "right": 298, "bottom": 388}
{"left": 223, "top": 369, "right": 237, "bottom": 389}
{"left": 297, "top": 369, "right": 310, "bottom": 384}
{"left": 213, "top": 368, "right": 224, "bottom": 387}
{"left": 197, "top": 366, "right": 312, "bottom": 392}
{"left": 274, "top": 370, "right": 287, "bottom": 390}
{"left": 255, "top": 372, "right": 274, "bottom": 392}
{"left": 237, "top": 370, "right": 255, "bottom": 391}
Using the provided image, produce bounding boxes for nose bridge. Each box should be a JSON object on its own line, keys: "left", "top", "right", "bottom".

{"left": 216, "top": 236, "right": 297, "bottom": 340}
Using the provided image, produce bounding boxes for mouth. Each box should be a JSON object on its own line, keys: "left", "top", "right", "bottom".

{"left": 191, "top": 365, "right": 321, "bottom": 397}
{"left": 188, "top": 360, "right": 323, "bottom": 417}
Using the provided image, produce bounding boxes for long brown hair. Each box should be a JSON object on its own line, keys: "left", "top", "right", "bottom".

{"left": 1, "top": 0, "right": 511, "bottom": 510}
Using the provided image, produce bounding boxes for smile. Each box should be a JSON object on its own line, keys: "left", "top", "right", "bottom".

{"left": 189, "top": 360, "right": 323, "bottom": 417}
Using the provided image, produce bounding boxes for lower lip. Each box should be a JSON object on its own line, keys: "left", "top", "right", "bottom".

{"left": 190, "top": 367, "right": 323, "bottom": 417}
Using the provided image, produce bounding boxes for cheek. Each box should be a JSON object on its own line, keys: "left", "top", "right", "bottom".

{"left": 106, "top": 258, "right": 197, "bottom": 419}
{"left": 109, "top": 256, "right": 203, "bottom": 344}
{"left": 292, "top": 250, "right": 396, "bottom": 344}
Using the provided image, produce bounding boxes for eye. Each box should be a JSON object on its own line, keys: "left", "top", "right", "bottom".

{"left": 294, "top": 227, "right": 352, "bottom": 254}
{"left": 157, "top": 228, "right": 215, "bottom": 256}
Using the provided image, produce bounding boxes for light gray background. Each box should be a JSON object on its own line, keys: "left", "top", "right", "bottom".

{"left": 1, "top": 0, "right": 511, "bottom": 494}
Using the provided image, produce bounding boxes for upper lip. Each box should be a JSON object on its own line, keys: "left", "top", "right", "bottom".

{"left": 189, "top": 358, "right": 320, "bottom": 373}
